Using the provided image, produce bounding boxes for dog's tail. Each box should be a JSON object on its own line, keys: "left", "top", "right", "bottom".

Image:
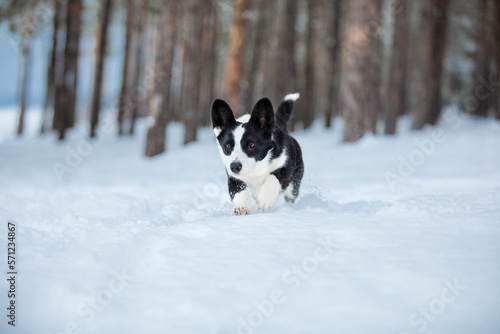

{"left": 275, "top": 93, "right": 300, "bottom": 133}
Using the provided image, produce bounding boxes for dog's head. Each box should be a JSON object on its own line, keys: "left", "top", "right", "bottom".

{"left": 211, "top": 98, "right": 275, "bottom": 178}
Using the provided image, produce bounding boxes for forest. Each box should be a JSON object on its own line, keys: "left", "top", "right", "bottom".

{"left": 1, "top": 0, "right": 499, "bottom": 155}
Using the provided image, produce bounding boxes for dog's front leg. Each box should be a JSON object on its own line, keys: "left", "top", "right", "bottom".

{"left": 256, "top": 175, "right": 281, "bottom": 211}
{"left": 229, "top": 177, "right": 252, "bottom": 215}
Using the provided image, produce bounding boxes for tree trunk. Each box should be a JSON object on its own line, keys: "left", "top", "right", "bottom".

{"left": 198, "top": 1, "right": 216, "bottom": 127}
{"left": 301, "top": 0, "right": 319, "bottom": 130}
{"left": 275, "top": 0, "right": 298, "bottom": 100}
{"left": 384, "top": 0, "right": 410, "bottom": 135}
{"left": 53, "top": 0, "right": 82, "bottom": 140}
{"left": 16, "top": 10, "right": 35, "bottom": 136}
{"left": 129, "top": 0, "right": 149, "bottom": 135}
{"left": 245, "top": 0, "right": 272, "bottom": 111}
{"left": 495, "top": 0, "right": 500, "bottom": 120}
{"left": 470, "top": 0, "right": 492, "bottom": 118}
{"left": 183, "top": 0, "right": 205, "bottom": 144}
{"left": 225, "top": 0, "right": 249, "bottom": 115}
{"left": 90, "top": 0, "right": 113, "bottom": 138}
{"left": 41, "top": 0, "right": 62, "bottom": 134}
{"left": 144, "top": 0, "right": 178, "bottom": 157}
{"left": 341, "top": 0, "right": 383, "bottom": 142}
{"left": 412, "top": 0, "right": 450, "bottom": 130}
{"left": 324, "top": 0, "right": 343, "bottom": 128}
{"left": 117, "top": 0, "right": 134, "bottom": 136}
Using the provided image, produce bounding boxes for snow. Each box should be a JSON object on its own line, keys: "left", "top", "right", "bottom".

{"left": 0, "top": 107, "right": 500, "bottom": 334}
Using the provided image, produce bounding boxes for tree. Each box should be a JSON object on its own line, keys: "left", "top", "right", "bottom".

{"left": 89, "top": 0, "right": 113, "bottom": 138}
{"left": 470, "top": 0, "right": 492, "bottom": 118}
{"left": 341, "top": 0, "right": 383, "bottom": 142}
{"left": 144, "top": 0, "right": 178, "bottom": 157}
{"left": 41, "top": 0, "right": 63, "bottom": 134}
{"left": 244, "top": 0, "right": 272, "bottom": 111}
{"left": 385, "top": 0, "right": 410, "bottom": 135}
{"left": 117, "top": 0, "right": 134, "bottom": 136}
{"left": 15, "top": 8, "right": 36, "bottom": 136}
{"left": 53, "top": 0, "right": 83, "bottom": 140}
{"left": 225, "top": 0, "right": 249, "bottom": 116}
{"left": 275, "top": 0, "right": 298, "bottom": 104}
{"left": 412, "top": 0, "right": 450, "bottom": 129}
{"left": 495, "top": 0, "right": 500, "bottom": 120}
{"left": 300, "top": 0, "right": 321, "bottom": 130}
{"left": 129, "top": 0, "right": 150, "bottom": 135}
{"left": 324, "top": 0, "right": 343, "bottom": 128}
{"left": 182, "top": 0, "right": 206, "bottom": 144}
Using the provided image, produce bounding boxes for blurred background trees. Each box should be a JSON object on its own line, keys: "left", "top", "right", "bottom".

{"left": 0, "top": 0, "right": 499, "bottom": 156}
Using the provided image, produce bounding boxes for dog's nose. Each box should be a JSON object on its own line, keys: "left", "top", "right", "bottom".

{"left": 230, "top": 161, "right": 242, "bottom": 174}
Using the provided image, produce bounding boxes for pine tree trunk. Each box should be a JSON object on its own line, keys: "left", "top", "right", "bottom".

{"left": 495, "top": 0, "right": 500, "bottom": 120}
{"left": 129, "top": 0, "right": 149, "bottom": 135}
{"left": 384, "top": 0, "right": 410, "bottom": 135}
{"left": 225, "top": 0, "right": 249, "bottom": 115}
{"left": 198, "top": 2, "right": 216, "bottom": 127}
{"left": 53, "top": 0, "right": 82, "bottom": 140}
{"left": 275, "top": 0, "right": 298, "bottom": 99}
{"left": 324, "top": 0, "right": 343, "bottom": 128}
{"left": 144, "top": 0, "right": 177, "bottom": 158}
{"left": 16, "top": 11, "right": 35, "bottom": 136}
{"left": 470, "top": 0, "right": 492, "bottom": 118}
{"left": 117, "top": 0, "right": 134, "bottom": 136}
{"left": 90, "top": 0, "right": 113, "bottom": 138}
{"left": 41, "top": 0, "right": 61, "bottom": 134}
{"left": 412, "top": 0, "right": 450, "bottom": 130}
{"left": 342, "top": 0, "right": 382, "bottom": 142}
{"left": 183, "top": 0, "right": 206, "bottom": 144}
{"left": 301, "top": 0, "right": 319, "bottom": 130}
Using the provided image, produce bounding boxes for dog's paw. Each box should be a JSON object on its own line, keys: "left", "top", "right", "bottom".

{"left": 256, "top": 175, "right": 281, "bottom": 211}
{"left": 232, "top": 206, "right": 252, "bottom": 216}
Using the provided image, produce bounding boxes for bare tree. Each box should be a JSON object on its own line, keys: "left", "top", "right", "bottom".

{"left": 385, "top": 0, "right": 410, "bottom": 135}
{"left": 324, "top": 0, "right": 343, "bottom": 128}
{"left": 144, "top": 0, "right": 178, "bottom": 157}
{"left": 412, "top": 0, "right": 450, "bottom": 129}
{"left": 90, "top": 0, "right": 113, "bottom": 138}
{"left": 341, "top": 0, "right": 383, "bottom": 142}
{"left": 470, "top": 0, "right": 492, "bottom": 118}
{"left": 225, "top": 0, "right": 249, "bottom": 115}
{"left": 53, "top": 0, "right": 83, "bottom": 140}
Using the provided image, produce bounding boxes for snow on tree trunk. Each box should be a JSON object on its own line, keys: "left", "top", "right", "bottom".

{"left": 385, "top": 0, "right": 410, "bottom": 135}
{"left": 412, "top": 0, "right": 450, "bottom": 130}
{"left": 144, "top": 0, "right": 178, "bottom": 158}
{"left": 90, "top": 0, "right": 113, "bottom": 138}
{"left": 341, "top": 0, "right": 382, "bottom": 142}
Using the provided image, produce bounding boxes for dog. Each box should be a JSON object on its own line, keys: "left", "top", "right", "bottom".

{"left": 211, "top": 93, "right": 304, "bottom": 215}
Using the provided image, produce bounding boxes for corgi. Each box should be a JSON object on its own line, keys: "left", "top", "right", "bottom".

{"left": 211, "top": 93, "right": 304, "bottom": 215}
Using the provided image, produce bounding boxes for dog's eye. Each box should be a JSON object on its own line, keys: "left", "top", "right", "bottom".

{"left": 225, "top": 143, "right": 232, "bottom": 149}
{"left": 248, "top": 142, "right": 255, "bottom": 148}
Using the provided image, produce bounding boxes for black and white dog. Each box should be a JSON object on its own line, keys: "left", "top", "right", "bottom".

{"left": 211, "top": 94, "right": 304, "bottom": 215}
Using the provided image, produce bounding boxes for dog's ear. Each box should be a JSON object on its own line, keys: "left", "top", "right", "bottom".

{"left": 250, "top": 98, "right": 275, "bottom": 133}
{"left": 211, "top": 99, "right": 236, "bottom": 135}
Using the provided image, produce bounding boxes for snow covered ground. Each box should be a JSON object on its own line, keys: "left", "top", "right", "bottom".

{"left": 1, "top": 107, "right": 500, "bottom": 334}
